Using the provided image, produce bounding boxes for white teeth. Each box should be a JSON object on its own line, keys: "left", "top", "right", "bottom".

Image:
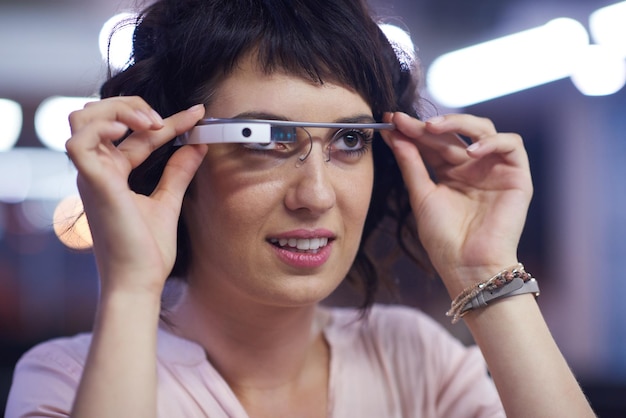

{"left": 270, "top": 237, "right": 329, "bottom": 251}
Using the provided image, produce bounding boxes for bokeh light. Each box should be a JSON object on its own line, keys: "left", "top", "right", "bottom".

{"left": 0, "top": 148, "right": 78, "bottom": 204}
{"left": 571, "top": 45, "right": 626, "bottom": 96}
{"left": 427, "top": 18, "right": 589, "bottom": 108}
{"left": 0, "top": 151, "right": 30, "bottom": 203}
{"left": 52, "top": 195, "right": 93, "bottom": 251}
{"left": 0, "top": 99, "right": 22, "bottom": 151}
{"left": 590, "top": 1, "right": 626, "bottom": 58}
{"left": 99, "top": 12, "right": 137, "bottom": 70}
{"left": 35, "top": 96, "right": 97, "bottom": 152}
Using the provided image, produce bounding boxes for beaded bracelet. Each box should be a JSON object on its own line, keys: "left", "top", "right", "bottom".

{"left": 446, "top": 263, "right": 540, "bottom": 324}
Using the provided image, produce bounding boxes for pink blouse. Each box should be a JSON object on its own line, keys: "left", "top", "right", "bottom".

{"left": 6, "top": 305, "right": 504, "bottom": 417}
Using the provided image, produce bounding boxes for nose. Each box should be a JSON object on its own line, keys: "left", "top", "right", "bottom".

{"left": 284, "top": 143, "right": 336, "bottom": 216}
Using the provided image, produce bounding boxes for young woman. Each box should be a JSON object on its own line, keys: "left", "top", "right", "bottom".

{"left": 6, "top": 0, "right": 595, "bottom": 416}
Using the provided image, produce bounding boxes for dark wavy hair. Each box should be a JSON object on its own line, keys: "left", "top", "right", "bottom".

{"left": 101, "top": 0, "right": 429, "bottom": 309}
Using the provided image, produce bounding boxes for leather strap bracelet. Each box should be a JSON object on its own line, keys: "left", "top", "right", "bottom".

{"left": 446, "top": 263, "right": 540, "bottom": 324}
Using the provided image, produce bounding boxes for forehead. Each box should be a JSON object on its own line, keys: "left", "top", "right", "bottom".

{"left": 206, "top": 56, "right": 372, "bottom": 120}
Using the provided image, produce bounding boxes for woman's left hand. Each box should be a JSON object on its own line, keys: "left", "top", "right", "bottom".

{"left": 381, "top": 112, "right": 533, "bottom": 296}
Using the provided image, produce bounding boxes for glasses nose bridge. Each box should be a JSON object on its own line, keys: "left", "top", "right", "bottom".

{"left": 293, "top": 126, "right": 331, "bottom": 164}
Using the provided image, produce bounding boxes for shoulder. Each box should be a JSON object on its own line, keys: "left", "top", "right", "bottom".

{"left": 5, "top": 328, "right": 207, "bottom": 417}
{"left": 5, "top": 334, "right": 93, "bottom": 417}
{"left": 11, "top": 325, "right": 205, "bottom": 373}
{"left": 14, "top": 333, "right": 93, "bottom": 379}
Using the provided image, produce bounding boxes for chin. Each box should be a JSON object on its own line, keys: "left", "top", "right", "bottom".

{"left": 257, "top": 274, "right": 344, "bottom": 308}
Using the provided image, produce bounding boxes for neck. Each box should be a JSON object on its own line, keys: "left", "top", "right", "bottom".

{"left": 165, "top": 281, "right": 330, "bottom": 391}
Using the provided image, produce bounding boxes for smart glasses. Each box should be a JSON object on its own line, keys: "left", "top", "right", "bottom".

{"left": 177, "top": 118, "right": 395, "bottom": 145}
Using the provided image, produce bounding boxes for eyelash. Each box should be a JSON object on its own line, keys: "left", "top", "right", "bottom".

{"left": 330, "top": 129, "right": 374, "bottom": 158}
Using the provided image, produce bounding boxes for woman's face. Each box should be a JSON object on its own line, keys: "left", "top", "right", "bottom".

{"left": 184, "top": 57, "right": 375, "bottom": 308}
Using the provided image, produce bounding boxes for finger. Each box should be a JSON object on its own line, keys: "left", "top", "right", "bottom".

{"left": 386, "top": 112, "right": 469, "bottom": 168}
{"left": 381, "top": 113, "right": 436, "bottom": 201}
{"left": 66, "top": 97, "right": 167, "bottom": 174}
{"left": 69, "top": 96, "right": 164, "bottom": 135}
{"left": 425, "top": 114, "right": 497, "bottom": 139}
{"left": 426, "top": 114, "right": 529, "bottom": 168}
{"left": 65, "top": 119, "right": 130, "bottom": 176}
{"left": 117, "top": 104, "right": 206, "bottom": 168}
{"left": 423, "top": 114, "right": 496, "bottom": 163}
{"left": 152, "top": 144, "right": 209, "bottom": 209}
{"left": 466, "top": 132, "right": 530, "bottom": 170}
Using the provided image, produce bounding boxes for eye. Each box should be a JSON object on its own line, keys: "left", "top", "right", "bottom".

{"left": 331, "top": 129, "right": 373, "bottom": 152}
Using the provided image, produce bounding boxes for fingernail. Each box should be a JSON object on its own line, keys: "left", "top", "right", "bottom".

{"left": 467, "top": 142, "right": 480, "bottom": 152}
{"left": 426, "top": 115, "right": 445, "bottom": 124}
{"left": 150, "top": 109, "right": 164, "bottom": 126}
{"left": 187, "top": 104, "right": 205, "bottom": 113}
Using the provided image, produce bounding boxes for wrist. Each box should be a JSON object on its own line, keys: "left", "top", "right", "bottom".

{"left": 444, "top": 263, "right": 540, "bottom": 324}
{"left": 438, "top": 260, "right": 521, "bottom": 297}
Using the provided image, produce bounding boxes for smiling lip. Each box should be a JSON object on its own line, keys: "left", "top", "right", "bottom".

{"left": 268, "top": 229, "right": 335, "bottom": 269}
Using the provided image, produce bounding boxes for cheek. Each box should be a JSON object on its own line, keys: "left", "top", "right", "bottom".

{"left": 186, "top": 172, "right": 285, "bottom": 244}
{"left": 336, "top": 165, "right": 374, "bottom": 232}
{"left": 353, "top": 160, "right": 375, "bottom": 211}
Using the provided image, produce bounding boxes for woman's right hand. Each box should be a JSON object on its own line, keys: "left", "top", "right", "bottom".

{"left": 65, "top": 96, "right": 207, "bottom": 298}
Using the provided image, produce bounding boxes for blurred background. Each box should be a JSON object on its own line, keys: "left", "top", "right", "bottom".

{"left": 1, "top": 0, "right": 625, "bottom": 415}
